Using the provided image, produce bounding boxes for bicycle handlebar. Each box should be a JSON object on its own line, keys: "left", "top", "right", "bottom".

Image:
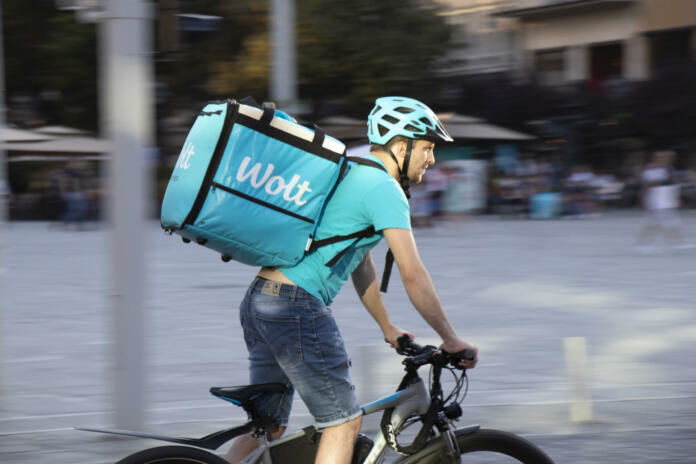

{"left": 395, "top": 334, "right": 475, "bottom": 370}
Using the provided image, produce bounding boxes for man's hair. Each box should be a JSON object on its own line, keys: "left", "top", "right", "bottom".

{"left": 370, "top": 135, "right": 410, "bottom": 153}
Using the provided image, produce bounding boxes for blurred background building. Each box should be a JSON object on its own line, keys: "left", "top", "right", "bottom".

{"left": 1, "top": 0, "right": 696, "bottom": 220}
{"left": 495, "top": 0, "right": 696, "bottom": 85}
{"left": 434, "top": 1, "right": 521, "bottom": 77}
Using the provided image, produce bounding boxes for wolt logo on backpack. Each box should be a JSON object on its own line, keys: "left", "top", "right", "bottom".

{"left": 175, "top": 142, "right": 196, "bottom": 170}
{"left": 236, "top": 156, "right": 312, "bottom": 206}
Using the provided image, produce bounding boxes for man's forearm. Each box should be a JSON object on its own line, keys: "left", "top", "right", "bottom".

{"left": 402, "top": 266, "right": 458, "bottom": 344}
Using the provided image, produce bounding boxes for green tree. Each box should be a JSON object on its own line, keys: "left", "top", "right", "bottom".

{"left": 296, "top": 0, "right": 454, "bottom": 114}
{"left": 3, "top": 0, "right": 454, "bottom": 130}
{"left": 159, "top": 0, "right": 269, "bottom": 113}
{"left": 206, "top": 0, "right": 454, "bottom": 115}
{"left": 3, "top": 1, "right": 97, "bottom": 130}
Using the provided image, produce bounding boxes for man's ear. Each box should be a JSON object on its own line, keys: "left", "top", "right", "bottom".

{"left": 392, "top": 140, "right": 407, "bottom": 159}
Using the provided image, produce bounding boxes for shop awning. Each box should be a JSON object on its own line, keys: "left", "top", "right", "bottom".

{"left": 1, "top": 135, "right": 112, "bottom": 161}
{"left": 0, "top": 127, "right": 55, "bottom": 143}
{"left": 493, "top": 0, "right": 634, "bottom": 20}
{"left": 320, "top": 113, "right": 535, "bottom": 142}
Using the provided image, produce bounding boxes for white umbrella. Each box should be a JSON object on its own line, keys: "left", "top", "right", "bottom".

{"left": 33, "top": 125, "right": 90, "bottom": 137}
{"left": 1, "top": 135, "right": 112, "bottom": 160}
{"left": 0, "top": 127, "right": 55, "bottom": 143}
{"left": 438, "top": 113, "right": 535, "bottom": 141}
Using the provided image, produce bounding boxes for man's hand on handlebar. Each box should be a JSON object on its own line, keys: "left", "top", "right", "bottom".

{"left": 441, "top": 339, "right": 478, "bottom": 369}
{"left": 394, "top": 334, "right": 479, "bottom": 370}
{"left": 383, "top": 326, "right": 415, "bottom": 349}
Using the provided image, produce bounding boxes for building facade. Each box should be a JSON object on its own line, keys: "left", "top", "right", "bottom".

{"left": 437, "top": 0, "right": 696, "bottom": 86}
{"left": 435, "top": 0, "right": 520, "bottom": 76}
{"left": 496, "top": 0, "right": 696, "bottom": 86}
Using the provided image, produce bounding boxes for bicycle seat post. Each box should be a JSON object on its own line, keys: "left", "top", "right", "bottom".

{"left": 245, "top": 403, "right": 274, "bottom": 464}
{"left": 254, "top": 434, "right": 272, "bottom": 464}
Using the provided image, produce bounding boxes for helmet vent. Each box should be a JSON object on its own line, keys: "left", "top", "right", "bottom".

{"left": 367, "top": 96, "right": 451, "bottom": 145}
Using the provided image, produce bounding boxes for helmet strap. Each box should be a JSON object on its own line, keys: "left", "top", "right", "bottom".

{"left": 400, "top": 138, "right": 413, "bottom": 199}
{"left": 383, "top": 142, "right": 412, "bottom": 199}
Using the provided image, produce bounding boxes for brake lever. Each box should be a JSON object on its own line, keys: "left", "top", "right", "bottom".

{"left": 443, "top": 348, "right": 476, "bottom": 368}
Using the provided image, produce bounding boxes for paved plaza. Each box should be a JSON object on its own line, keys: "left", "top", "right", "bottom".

{"left": 1, "top": 211, "right": 695, "bottom": 463}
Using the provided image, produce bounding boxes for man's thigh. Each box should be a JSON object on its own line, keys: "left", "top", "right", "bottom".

{"left": 250, "top": 292, "right": 361, "bottom": 428}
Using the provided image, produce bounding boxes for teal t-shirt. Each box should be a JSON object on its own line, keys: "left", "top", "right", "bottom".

{"left": 279, "top": 156, "right": 411, "bottom": 305}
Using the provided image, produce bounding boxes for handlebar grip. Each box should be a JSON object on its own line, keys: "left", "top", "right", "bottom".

{"left": 397, "top": 334, "right": 411, "bottom": 351}
{"left": 397, "top": 333, "right": 418, "bottom": 350}
{"left": 450, "top": 348, "right": 476, "bottom": 361}
{"left": 396, "top": 333, "right": 426, "bottom": 355}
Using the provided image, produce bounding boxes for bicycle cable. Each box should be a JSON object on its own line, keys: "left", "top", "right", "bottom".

{"left": 443, "top": 367, "right": 468, "bottom": 406}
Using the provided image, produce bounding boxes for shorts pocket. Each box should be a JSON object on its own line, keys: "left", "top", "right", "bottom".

{"left": 254, "top": 307, "right": 303, "bottom": 366}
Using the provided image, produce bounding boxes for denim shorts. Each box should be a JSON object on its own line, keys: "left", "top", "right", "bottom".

{"left": 239, "top": 277, "right": 362, "bottom": 428}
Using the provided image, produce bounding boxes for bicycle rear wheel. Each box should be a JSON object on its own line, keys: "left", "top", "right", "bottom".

{"left": 115, "top": 445, "right": 230, "bottom": 464}
{"left": 410, "top": 429, "right": 554, "bottom": 464}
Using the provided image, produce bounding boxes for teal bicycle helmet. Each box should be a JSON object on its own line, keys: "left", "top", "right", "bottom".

{"left": 366, "top": 96, "right": 453, "bottom": 199}
{"left": 367, "top": 96, "right": 453, "bottom": 145}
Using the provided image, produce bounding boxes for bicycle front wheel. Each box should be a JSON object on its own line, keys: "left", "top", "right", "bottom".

{"left": 115, "top": 445, "right": 231, "bottom": 464}
{"left": 409, "top": 428, "right": 554, "bottom": 464}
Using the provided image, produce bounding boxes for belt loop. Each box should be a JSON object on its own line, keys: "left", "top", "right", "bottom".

{"left": 290, "top": 285, "right": 298, "bottom": 302}
{"left": 247, "top": 277, "right": 259, "bottom": 300}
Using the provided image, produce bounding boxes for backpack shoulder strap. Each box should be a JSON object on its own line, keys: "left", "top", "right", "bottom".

{"left": 308, "top": 226, "right": 376, "bottom": 254}
{"left": 347, "top": 155, "right": 387, "bottom": 172}
{"left": 308, "top": 155, "right": 394, "bottom": 287}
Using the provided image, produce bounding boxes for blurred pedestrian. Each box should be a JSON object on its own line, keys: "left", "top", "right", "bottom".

{"left": 441, "top": 165, "right": 468, "bottom": 219}
{"left": 59, "top": 160, "right": 89, "bottom": 230}
{"left": 0, "top": 177, "right": 10, "bottom": 201}
{"left": 425, "top": 166, "right": 447, "bottom": 218}
{"left": 563, "top": 165, "right": 598, "bottom": 218}
{"left": 591, "top": 169, "right": 624, "bottom": 210}
{"left": 492, "top": 172, "right": 525, "bottom": 217}
{"left": 634, "top": 150, "right": 693, "bottom": 253}
{"left": 679, "top": 165, "right": 696, "bottom": 209}
{"left": 409, "top": 181, "right": 433, "bottom": 227}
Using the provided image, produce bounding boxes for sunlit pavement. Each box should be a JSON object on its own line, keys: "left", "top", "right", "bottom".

{"left": 2, "top": 210, "right": 695, "bottom": 463}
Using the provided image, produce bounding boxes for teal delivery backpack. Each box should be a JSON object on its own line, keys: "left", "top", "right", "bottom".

{"left": 161, "top": 98, "right": 383, "bottom": 267}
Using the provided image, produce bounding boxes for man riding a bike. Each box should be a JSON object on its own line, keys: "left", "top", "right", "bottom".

{"left": 227, "top": 96, "right": 479, "bottom": 464}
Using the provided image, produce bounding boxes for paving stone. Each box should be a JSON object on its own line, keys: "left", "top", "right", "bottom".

{"left": 2, "top": 212, "right": 695, "bottom": 463}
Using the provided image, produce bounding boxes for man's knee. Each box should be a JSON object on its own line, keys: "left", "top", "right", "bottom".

{"left": 327, "top": 415, "right": 362, "bottom": 434}
{"left": 348, "top": 415, "right": 362, "bottom": 430}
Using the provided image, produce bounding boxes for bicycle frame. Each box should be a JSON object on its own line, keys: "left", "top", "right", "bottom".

{"left": 240, "top": 373, "right": 477, "bottom": 464}
{"left": 77, "top": 343, "right": 483, "bottom": 464}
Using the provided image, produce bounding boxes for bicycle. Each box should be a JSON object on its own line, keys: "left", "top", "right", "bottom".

{"left": 79, "top": 336, "right": 555, "bottom": 463}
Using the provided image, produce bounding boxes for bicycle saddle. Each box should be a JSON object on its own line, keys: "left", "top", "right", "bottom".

{"left": 210, "top": 384, "right": 287, "bottom": 406}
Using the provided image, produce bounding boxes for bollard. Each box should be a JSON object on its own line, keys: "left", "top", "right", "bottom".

{"left": 356, "top": 338, "right": 441, "bottom": 405}
{"left": 356, "top": 344, "right": 399, "bottom": 405}
{"left": 564, "top": 336, "right": 593, "bottom": 423}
